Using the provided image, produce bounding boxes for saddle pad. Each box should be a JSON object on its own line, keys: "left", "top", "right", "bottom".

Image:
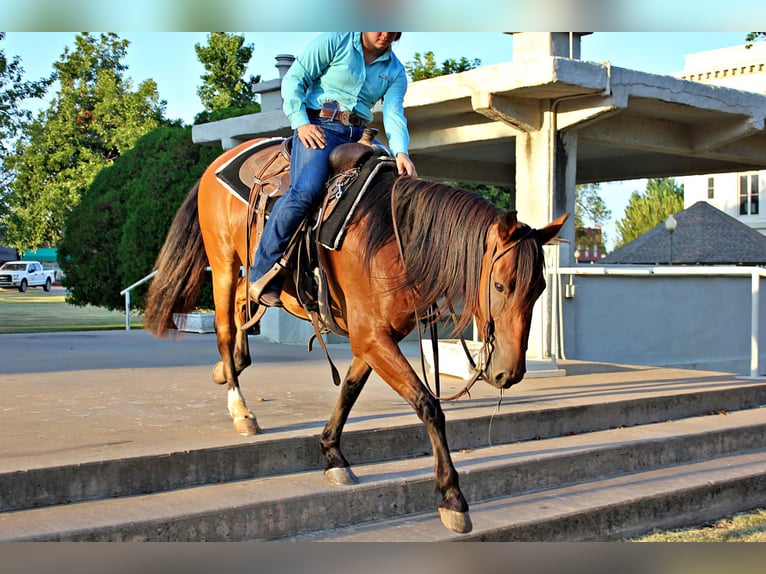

{"left": 215, "top": 138, "right": 285, "bottom": 202}
{"left": 318, "top": 153, "right": 396, "bottom": 250}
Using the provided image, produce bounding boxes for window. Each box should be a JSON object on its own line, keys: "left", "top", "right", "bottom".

{"left": 739, "top": 173, "right": 760, "bottom": 216}
{"left": 707, "top": 177, "right": 714, "bottom": 199}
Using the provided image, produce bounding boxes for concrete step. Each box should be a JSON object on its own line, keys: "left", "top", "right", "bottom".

{"left": 2, "top": 407, "right": 765, "bottom": 541}
{"left": 290, "top": 449, "right": 766, "bottom": 542}
{"left": 4, "top": 377, "right": 765, "bottom": 513}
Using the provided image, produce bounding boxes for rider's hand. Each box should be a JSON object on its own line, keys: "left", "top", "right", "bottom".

{"left": 297, "top": 123, "right": 326, "bottom": 150}
{"left": 396, "top": 152, "right": 417, "bottom": 177}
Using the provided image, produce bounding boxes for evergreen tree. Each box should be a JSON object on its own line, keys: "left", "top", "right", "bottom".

{"left": 4, "top": 33, "right": 165, "bottom": 252}
{"left": 59, "top": 126, "right": 219, "bottom": 310}
{"left": 614, "top": 178, "right": 684, "bottom": 248}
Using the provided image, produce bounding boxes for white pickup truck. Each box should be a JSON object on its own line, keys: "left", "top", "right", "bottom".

{"left": 0, "top": 261, "right": 56, "bottom": 292}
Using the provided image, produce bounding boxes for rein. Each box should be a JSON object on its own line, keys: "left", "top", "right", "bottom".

{"left": 390, "top": 182, "right": 535, "bottom": 402}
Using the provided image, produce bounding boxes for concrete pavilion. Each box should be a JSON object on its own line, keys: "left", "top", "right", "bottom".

{"left": 191, "top": 32, "right": 766, "bottom": 358}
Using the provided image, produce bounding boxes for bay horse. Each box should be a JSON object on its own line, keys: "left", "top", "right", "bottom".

{"left": 144, "top": 137, "right": 567, "bottom": 534}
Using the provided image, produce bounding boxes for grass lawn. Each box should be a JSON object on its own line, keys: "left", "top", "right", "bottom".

{"left": 631, "top": 508, "right": 766, "bottom": 542}
{"left": 0, "top": 287, "right": 143, "bottom": 333}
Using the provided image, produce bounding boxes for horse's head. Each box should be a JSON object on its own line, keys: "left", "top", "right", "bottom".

{"left": 477, "top": 211, "right": 568, "bottom": 389}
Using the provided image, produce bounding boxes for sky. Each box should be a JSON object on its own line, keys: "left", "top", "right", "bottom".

{"left": 0, "top": 31, "right": 754, "bottom": 248}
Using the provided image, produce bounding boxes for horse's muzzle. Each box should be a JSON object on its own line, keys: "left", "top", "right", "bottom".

{"left": 490, "top": 367, "right": 525, "bottom": 389}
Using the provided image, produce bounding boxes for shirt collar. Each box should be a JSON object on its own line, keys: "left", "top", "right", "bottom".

{"left": 354, "top": 32, "right": 393, "bottom": 64}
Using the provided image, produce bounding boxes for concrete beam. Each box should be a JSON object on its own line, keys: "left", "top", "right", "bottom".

{"left": 192, "top": 109, "right": 291, "bottom": 148}
{"left": 556, "top": 92, "right": 626, "bottom": 131}
{"left": 471, "top": 92, "right": 542, "bottom": 132}
{"left": 577, "top": 153, "right": 758, "bottom": 183}
{"left": 691, "top": 117, "right": 764, "bottom": 152}
{"left": 413, "top": 155, "right": 513, "bottom": 185}
{"left": 578, "top": 114, "right": 691, "bottom": 155}
{"left": 407, "top": 120, "right": 519, "bottom": 153}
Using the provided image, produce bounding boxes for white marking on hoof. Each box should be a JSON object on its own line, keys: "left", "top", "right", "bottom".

{"left": 233, "top": 416, "right": 261, "bottom": 436}
{"left": 324, "top": 467, "right": 359, "bottom": 486}
{"left": 439, "top": 508, "right": 473, "bottom": 533}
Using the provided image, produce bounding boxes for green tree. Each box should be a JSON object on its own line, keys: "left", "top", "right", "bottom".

{"left": 575, "top": 183, "right": 611, "bottom": 252}
{"left": 4, "top": 33, "right": 165, "bottom": 252}
{"left": 59, "top": 126, "right": 219, "bottom": 310}
{"left": 614, "top": 178, "right": 684, "bottom": 248}
{"left": 0, "top": 33, "right": 51, "bottom": 227}
{"left": 405, "top": 51, "right": 481, "bottom": 81}
{"left": 194, "top": 32, "right": 260, "bottom": 123}
{"left": 402, "top": 51, "right": 511, "bottom": 206}
{"left": 746, "top": 32, "right": 766, "bottom": 48}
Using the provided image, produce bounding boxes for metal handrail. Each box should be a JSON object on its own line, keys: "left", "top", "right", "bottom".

{"left": 119, "top": 266, "right": 242, "bottom": 331}
{"left": 119, "top": 271, "right": 158, "bottom": 330}
{"left": 550, "top": 264, "right": 766, "bottom": 379}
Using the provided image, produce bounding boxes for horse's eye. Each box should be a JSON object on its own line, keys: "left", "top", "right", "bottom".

{"left": 494, "top": 281, "right": 504, "bottom": 293}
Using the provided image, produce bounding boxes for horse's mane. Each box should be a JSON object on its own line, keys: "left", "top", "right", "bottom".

{"left": 350, "top": 174, "right": 503, "bottom": 331}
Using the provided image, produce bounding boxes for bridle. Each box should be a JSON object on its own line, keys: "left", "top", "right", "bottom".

{"left": 390, "top": 188, "right": 537, "bottom": 401}
{"left": 438, "top": 226, "right": 537, "bottom": 401}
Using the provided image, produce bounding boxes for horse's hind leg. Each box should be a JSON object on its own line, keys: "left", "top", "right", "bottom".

{"left": 320, "top": 357, "right": 372, "bottom": 485}
{"left": 212, "top": 278, "right": 252, "bottom": 382}
{"left": 211, "top": 262, "right": 261, "bottom": 435}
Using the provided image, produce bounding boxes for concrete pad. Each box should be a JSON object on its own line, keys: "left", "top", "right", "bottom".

{"left": 0, "top": 329, "right": 761, "bottom": 475}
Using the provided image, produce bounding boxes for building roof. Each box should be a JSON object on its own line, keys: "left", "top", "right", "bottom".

{"left": 192, "top": 33, "right": 766, "bottom": 187}
{"left": 0, "top": 245, "right": 17, "bottom": 262}
{"left": 600, "top": 201, "right": 766, "bottom": 265}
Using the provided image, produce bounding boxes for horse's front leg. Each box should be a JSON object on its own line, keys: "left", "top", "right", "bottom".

{"left": 360, "top": 336, "right": 472, "bottom": 534}
{"left": 320, "top": 357, "right": 372, "bottom": 485}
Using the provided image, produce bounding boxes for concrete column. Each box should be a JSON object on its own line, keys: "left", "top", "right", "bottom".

{"left": 514, "top": 103, "right": 577, "bottom": 360}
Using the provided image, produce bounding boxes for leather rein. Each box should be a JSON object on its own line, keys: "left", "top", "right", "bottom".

{"left": 390, "top": 183, "right": 535, "bottom": 402}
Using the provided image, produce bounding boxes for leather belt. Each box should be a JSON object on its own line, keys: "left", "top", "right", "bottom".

{"left": 307, "top": 107, "right": 366, "bottom": 127}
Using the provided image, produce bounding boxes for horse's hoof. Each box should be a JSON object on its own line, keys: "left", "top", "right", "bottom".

{"left": 439, "top": 508, "right": 473, "bottom": 533}
{"left": 324, "top": 467, "right": 359, "bottom": 486}
{"left": 233, "top": 416, "right": 261, "bottom": 436}
{"left": 212, "top": 361, "right": 226, "bottom": 385}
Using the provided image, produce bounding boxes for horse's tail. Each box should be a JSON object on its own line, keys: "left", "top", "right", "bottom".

{"left": 144, "top": 181, "right": 209, "bottom": 338}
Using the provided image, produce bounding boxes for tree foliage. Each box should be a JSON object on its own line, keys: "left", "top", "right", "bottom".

{"left": 614, "top": 178, "right": 684, "bottom": 248}
{"left": 575, "top": 183, "right": 611, "bottom": 250}
{"left": 746, "top": 32, "right": 766, "bottom": 48}
{"left": 0, "top": 33, "right": 51, "bottom": 228}
{"left": 441, "top": 180, "right": 512, "bottom": 210}
{"left": 402, "top": 51, "right": 513, "bottom": 205}
{"left": 3, "top": 33, "right": 165, "bottom": 252}
{"left": 195, "top": 32, "right": 260, "bottom": 119}
{"left": 405, "top": 51, "right": 481, "bottom": 82}
{"left": 59, "top": 126, "right": 219, "bottom": 311}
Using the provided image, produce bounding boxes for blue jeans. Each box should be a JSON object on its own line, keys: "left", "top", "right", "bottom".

{"left": 250, "top": 117, "right": 366, "bottom": 286}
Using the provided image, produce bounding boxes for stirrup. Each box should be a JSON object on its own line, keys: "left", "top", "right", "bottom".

{"left": 241, "top": 262, "right": 286, "bottom": 332}
{"left": 248, "top": 261, "right": 285, "bottom": 303}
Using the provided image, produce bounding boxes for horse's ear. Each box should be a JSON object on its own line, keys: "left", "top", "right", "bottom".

{"left": 497, "top": 210, "right": 519, "bottom": 238}
{"left": 537, "top": 212, "right": 570, "bottom": 245}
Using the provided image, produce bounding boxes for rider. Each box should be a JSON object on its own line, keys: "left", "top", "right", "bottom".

{"left": 249, "top": 32, "right": 417, "bottom": 307}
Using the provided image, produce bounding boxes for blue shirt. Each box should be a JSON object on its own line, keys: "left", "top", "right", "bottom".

{"left": 281, "top": 33, "right": 411, "bottom": 156}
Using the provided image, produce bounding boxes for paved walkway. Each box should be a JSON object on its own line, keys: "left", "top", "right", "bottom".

{"left": 0, "top": 329, "right": 750, "bottom": 474}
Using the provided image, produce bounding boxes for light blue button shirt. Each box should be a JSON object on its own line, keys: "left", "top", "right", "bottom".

{"left": 281, "top": 33, "right": 410, "bottom": 156}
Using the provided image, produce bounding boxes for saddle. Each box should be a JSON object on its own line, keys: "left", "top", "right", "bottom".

{"left": 220, "top": 130, "right": 396, "bottom": 353}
